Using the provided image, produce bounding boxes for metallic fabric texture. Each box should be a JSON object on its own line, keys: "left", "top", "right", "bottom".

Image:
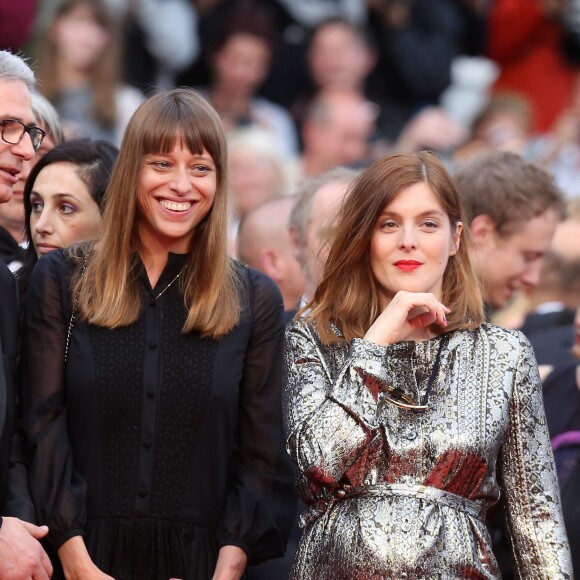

{"left": 284, "top": 321, "right": 573, "bottom": 579}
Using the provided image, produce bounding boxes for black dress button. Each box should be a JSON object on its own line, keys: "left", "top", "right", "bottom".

{"left": 143, "top": 442, "right": 152, "bottom": 449}
{"left": 148, "top": 298, "right": 156, "bottom": 307}
{"left": 148, "top": 342, "right": 157, "bottom": 349}
{"left": 138, "top": 488, "right": 148, "bottom": 498}
{"left": 146, "top": 390, "right": 155, "bottom": 399}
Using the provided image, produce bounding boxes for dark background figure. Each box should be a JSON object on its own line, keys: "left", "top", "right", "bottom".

{"left": 366, "top": 0, "right": 488, "bottom": 142}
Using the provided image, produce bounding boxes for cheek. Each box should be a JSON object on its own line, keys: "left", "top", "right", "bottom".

{"left": 64, "top": 213, "right": 101, "bottom": 244}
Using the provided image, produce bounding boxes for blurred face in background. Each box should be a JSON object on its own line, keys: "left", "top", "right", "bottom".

{"left": 471, "top": 210, "right": 560, "bottom": 309}
{"left": 29, "top": 161, "right": 102, "bottom": 256}
{"left": 50, "top": 1, "right": 110, "bottom": 73}
{"left": 213, "top": 33, "right": 271, "bottom": 98}
{"left": 573, "top": 306, "right": 580, "bottom": 360}
{"left": 229, "top": 147, "right": 283, "bottom": 218}
{"left": 308, "top": 22, "right": 374, "bottom": 92}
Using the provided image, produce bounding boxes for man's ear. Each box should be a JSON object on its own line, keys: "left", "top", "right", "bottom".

{"left": 469, "top": 214, "right": 497, "bottom": 248}
{"left": 289, "top": 225, "right": 302, "bottom": 263}
{"left": 259, "top": 248, "right": 278, "bottom": 280}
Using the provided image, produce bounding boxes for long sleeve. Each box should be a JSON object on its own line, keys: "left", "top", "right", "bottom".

{"left": 284, "top": 321, "right": 395, "bottom": 486}
{"left": 0, "top": 262, "right": 20, "bottom": 511}
{"left": 499, "top": 333, "right": 573, "bottom": 578}
{"left": 217, "top": 269, "right": 295, "bottom": 565}
{"left": 20, "top": 251, "right": 87, "bottom": 551}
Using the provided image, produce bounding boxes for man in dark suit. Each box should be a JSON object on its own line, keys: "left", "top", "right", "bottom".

{"left": 0, "top": 49, "right": 52, "bottom": 579}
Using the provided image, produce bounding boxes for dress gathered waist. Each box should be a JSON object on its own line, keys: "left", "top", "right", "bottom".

{"left": 301, "top": 482, "right": 486, "bottom": 528}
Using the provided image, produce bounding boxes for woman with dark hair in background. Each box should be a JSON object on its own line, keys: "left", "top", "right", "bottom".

{"left": 21, "top": 88, "right": 292, "bottom": 579}
{"left": 17, "top": 137, "right": 118, "bottom": 298}
{"left": 285, "top": 151, "right": 572, "bottom": 578}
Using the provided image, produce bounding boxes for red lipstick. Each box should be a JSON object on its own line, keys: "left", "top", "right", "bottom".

{"left": 394, "top": 260, "right": 422, "bottom": 272}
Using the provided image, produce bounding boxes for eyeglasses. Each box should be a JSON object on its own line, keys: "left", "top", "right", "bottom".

{"left": 1, "top": 118, "right": 46, "bottom": 152}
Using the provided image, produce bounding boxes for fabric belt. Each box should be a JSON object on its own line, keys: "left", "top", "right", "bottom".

{"left": 301, "top": 482, "right": 486, "bottom": 528}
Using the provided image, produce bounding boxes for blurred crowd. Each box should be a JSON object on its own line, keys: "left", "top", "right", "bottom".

{"left": 3, "top": 0, "right": 580, "bottom": 577}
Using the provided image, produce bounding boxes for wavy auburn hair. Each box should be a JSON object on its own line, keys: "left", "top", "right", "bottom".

{"left": 75, "top": 88, "right": 241, "bottom": 338}
{"left": 307, "top": 151, "right": 485, "bottom": 344}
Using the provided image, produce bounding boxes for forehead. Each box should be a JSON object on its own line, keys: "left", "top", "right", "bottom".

{"left": 502, "top": 209, "right": 560, "bottom": 251}
{"left": 0, "top": 79, "right": 35, "bottom": 125}
{"left": 33, "top": 162, "right": 89, "bottom": 194}
{"left": 384, "top": 182, "right": 444, "bottom": 213}
{"left": 311, "top": 181, "right": 349, "bottom": 222}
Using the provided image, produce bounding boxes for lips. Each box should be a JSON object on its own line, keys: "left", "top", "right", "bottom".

{"left": 0, "top": 166, "right": 20, "bottom": 185}
{"left": 394, "top": 260, "right": 422, "bottom": 272}
{"left": 35, "top": 243, "right": 60, "bottom": 255}
{"left": 158, "top": 199, "right": 194, "bottom": 212}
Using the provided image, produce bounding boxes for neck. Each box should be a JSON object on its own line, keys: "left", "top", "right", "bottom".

{"left": 139, "top": 248, "right": 168, "bottom": 288}
{"left": 56, "top": 60, "right": 90, "bottom": 90}
{"left": 209, "top": 84, "right": 251, "bottom": 116}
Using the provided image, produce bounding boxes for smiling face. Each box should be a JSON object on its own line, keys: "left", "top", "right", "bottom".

{"left": 30, "top": 161, "right": 102, "bottom": 256}
{"left": 0, "top": 79, "right": 36, "bottom": 204}
{"left": 136, "top": 139, "right": 217, "bottom": 254}
{"left": 370, "top": 182, "right": 462, "bottom": 308}
{"left": 470, "top": 209, "right": 560, "bottom": 309}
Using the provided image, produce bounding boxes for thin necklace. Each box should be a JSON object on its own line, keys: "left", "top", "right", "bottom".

{"left": 418, "top": 334, "right": 449, "bottom": 407}
{"left": 154, "top": 272, "right": 181, "bottom": 300}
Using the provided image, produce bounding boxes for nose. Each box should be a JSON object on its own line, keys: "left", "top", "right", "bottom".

{"left": 519, "top": 259, "right": 543, "bottom": 288}
{"left": 34, "top": 209, "right": 53, "bottom": 235}
{"left": 170, "top": 166, "right": 193, "bottom": 196}
{"left": 397, "top": 226, "right": 418, "bottom": 251}
{"left": 11, "top": 132, "right": 36, "bottom": 161}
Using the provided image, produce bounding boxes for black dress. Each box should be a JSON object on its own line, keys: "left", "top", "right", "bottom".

{"left": 21, "top": 250, "right": 294, "bottom": 580}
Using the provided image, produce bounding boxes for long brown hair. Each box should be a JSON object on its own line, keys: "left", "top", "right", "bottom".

{"left": 35, "top": 0, "right": 120, "bottom": 127}
{"left": 75, "top": 88, "right": 242, "bottom": 338}
{"left": 307, "top": 151, "right": 484, "bottom": 343}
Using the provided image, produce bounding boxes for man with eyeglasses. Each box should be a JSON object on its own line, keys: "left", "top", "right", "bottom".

{"left": 0, "top": 49, "right": 53, "bottom": 579}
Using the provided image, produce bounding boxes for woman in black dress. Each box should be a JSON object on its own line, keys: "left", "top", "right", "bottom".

{"left": 21, "top": 88, "right": 293, "bottom": 579}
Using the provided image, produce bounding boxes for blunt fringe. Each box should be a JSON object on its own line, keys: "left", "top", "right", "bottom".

{"left": 75, "top": 88, "right": 242, "bottom": 338}
{"left": 305, "top": 151, "right": 485, "bottom": 344}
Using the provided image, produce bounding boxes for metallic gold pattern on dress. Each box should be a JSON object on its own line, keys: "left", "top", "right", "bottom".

{"left": 284, "top": 322, "right": 573, "bottom": 579}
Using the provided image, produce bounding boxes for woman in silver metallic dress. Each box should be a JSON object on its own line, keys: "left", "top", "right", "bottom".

{"left": 284, "top": 152, "right": 573, "bottom": 579}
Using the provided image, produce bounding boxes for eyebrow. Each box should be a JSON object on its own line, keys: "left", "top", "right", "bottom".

{"left": 378, "top": 209, "right": 445, "bottom": 219}
{"left": 145, "top": 152, "right": 215, "bottom": 163}
{"left": 30, "top": 191, "right": 83, "bottom": 202}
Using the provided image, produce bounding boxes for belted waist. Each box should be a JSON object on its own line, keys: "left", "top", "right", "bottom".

{"left": 301, "top": 482, "right": 486, "bottom": 528}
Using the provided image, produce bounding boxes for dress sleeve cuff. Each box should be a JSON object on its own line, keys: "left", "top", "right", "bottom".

{"left": 216, "top": 535, "right": 251, "bottom": 562}
{"left": 329, "top": 338, "right": 389, "bottom": 431}
{"left": 51, "top": 528, "right": 85, "bottom": 552}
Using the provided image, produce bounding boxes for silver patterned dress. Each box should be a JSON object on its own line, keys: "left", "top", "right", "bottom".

{"left": 284, "top": 321, "right": 573, "bottom": 579}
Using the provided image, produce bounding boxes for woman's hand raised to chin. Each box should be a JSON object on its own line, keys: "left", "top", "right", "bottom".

{"left": 364, "top": 291, "right": 450, "bottom": 347}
